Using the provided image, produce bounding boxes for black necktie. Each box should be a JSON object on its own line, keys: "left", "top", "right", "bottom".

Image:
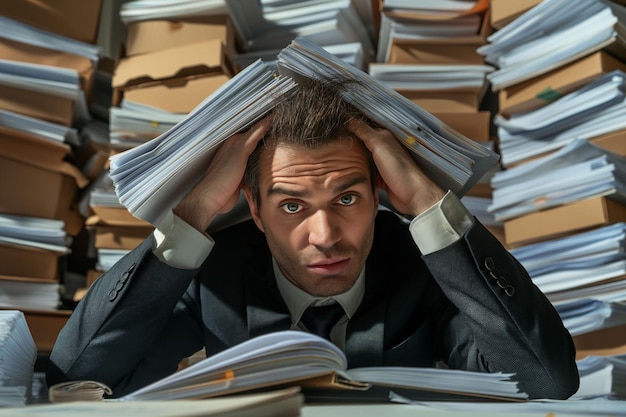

{"left": 300, "top": 303, "right": 345, "bottom": 340}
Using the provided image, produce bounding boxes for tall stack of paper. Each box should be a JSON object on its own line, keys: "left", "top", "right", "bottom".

{"left": 489, "top": 136, "right": 626, "bottom": 360}
{"left": 69, "top": 0, "right": 240, "bottom": 297}
{"left": 0, "top": 310, "right": 37, "bottom": 406}
{"left": 0, "top": 2, "right": 107, "bottom": 354}
{"left": 483, "top": 6, "right": 626, "bottom": 365}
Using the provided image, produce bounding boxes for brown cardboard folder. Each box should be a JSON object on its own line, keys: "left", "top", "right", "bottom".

{"left": 125, "top": 17, "right": 235, "bottom": 57}
{"left": 0, "top": 243, "right": 62, "bottom": 281}
{"left": 504, "top": 197, "right": 626, "bottom": 247}
{"left": 0, "top": 0, "right": 103, "bottom": 44}
{"left": 113, "top": 39, "right": 233, "bottom": 113}
{"left": 499, "top": 51, "right": 626, "bottom": 117}
{"left": 0, "top": 127, "right": 88, "bottom": 221}
{"left": 0, "top": 37, "right": 96, "bottom": 95}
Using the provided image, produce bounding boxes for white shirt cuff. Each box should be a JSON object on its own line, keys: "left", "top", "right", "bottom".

{"left": 409, "top": 191, "right": 474, "bottom": 255}
{"left": 152, "top": 210, "right": 214, "bottom": 269}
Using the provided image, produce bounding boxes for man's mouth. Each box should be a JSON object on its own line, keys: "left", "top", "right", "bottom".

{"left": 307, "top": 258, "right": 350, "bottom": 275}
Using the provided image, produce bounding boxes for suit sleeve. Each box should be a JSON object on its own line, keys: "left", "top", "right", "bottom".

{"left": 423, "top": 221, "right": 580, "bottom": 399}
{"left": 46, "top": 236, "right": 206, "bottom": 397}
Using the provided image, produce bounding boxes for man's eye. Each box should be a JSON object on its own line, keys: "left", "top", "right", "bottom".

{"left": 282, "top": 202, "right": 303, "bottom": 213}
{"left": 339, "top": 194, "right": 357, "bottom": 205}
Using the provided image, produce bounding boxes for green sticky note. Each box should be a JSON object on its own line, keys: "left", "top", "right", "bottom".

{"left": 536, "top": 87, "right": 562, "bottom": 102}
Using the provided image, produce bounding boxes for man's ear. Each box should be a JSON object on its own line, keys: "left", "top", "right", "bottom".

{"left": 242, "top": 185, "right": 265, "bottom": 233}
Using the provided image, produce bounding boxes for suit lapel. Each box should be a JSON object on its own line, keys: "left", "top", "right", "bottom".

{"left": 345, "top": 261, "right": 388, "bottom": 368}
{"left": 245, "top": 257, "right": 292, "bottom": 338}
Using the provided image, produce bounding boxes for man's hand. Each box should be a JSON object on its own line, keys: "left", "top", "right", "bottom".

{"left": 173, "top": 117, "right": 271, "bottom": 233}
{"left": 349, "top": 119, "right": 445, "bottom": 217}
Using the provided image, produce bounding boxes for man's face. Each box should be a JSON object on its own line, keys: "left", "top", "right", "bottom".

{"left": 244, "top": 138, "right": 379, "bottom": 297}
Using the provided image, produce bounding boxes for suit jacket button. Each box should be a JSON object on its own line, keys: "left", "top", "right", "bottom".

{"left": 496, "top": 277, "right": 508, "bottom": 289}
{"left": 115, "top": 280, "right": 125, "bottom": 291}
{"left": 121, "top": 271, "right": 130, "bottom": 283}
{"left": 108, "top": 289, "right": 118, "bottom": 301}
{"left": 505, "top": 285, "right": 515, "bottom": 297}
{"left": 489, "top": 268, "right": 503, "bottom": 280}
{"left": 484, "top": 257, "right": 495, "bottom": 271}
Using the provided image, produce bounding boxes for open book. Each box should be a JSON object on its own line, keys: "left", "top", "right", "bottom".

{"left": 118, "top": 331, "right": 528, "bottom": 402}
{"left": 109, "top": 37, "right": 499, "bottom": 227}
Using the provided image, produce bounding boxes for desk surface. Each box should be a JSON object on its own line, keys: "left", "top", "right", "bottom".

{"left": 302, "top": 400, "right": 626, "bottom": 417}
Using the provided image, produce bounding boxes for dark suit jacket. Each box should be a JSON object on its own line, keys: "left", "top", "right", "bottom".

{"left": 47, "top": 211, "right": 579, "bottom": 399}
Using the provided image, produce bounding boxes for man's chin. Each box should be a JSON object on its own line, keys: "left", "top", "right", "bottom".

{"left": 307, "top": 276, "right": 355, "bottom": 297}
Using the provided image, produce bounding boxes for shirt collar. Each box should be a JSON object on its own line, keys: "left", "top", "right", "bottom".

{"left": 273, "top": 257, "right": 365, "bottom": 325}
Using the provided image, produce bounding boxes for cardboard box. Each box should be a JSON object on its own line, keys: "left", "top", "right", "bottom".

{"left": 574, "top": 322, "right": 626, "bottom": 360}
{"left": 0, "top": 84, "right": 75, "bottom": 127}
{"left": 0, "top": 131, "right": 88, "bottom": 222}
{"left": 86, "top": 215, "right": 152, "bottom": 249}
{"left": 0, "top": 0, "right": 103, "bottom": 44}
{"left": 0, "top": 156, "right": 79, "bottom": 221}
{"left": 591, "top": 129, "right": 626, "bottom": 157}
{"left": 0, "top": 125, "right": 71, "bottom": 164}
{"left": 88, "top": 206, "right": 150, "bottom": 227}
{"left": 123, "top": 74, "right": 231, "bottom": 114}
{"left": 0, "top": 37, "right": 95, "bottom": 95}
{"left": 113, "top": 39, "right": 233, "bottom": 113}
{"left": 489, "top": 0, "right": 541, "bottom": 30}
{"left": 498, "top": 51, "right": 626, "bottom": 117}
{"left": 431, "top": 111, "right": 491, "bottom": 141}
{"left": 21, "top": 308, "right": 71, "bottom": 353}
{"left": 93, "top": 226, "right": 151, "bottom": 250}
{"left": 125, "top": 16, "right": 235, "bottom": 57}
{"left": 398, "top": 88, "right": 485, "bottom": 112}
{"left": 504, "top": 197, "right": 626, "bottom": 247}
{"left": 386, "top": 10, "right": 491, "bottom": 65}
{"left": 0, "top": 243, "right": 61, "bottom": 281}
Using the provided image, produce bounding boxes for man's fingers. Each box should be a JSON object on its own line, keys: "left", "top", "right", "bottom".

{"left": 241, "top": 116, "right": 271, "bottom": 150}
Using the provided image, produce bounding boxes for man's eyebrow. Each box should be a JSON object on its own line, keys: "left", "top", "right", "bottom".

{"left": 333, "top": 175, "right": 369, "bottom": 193}
{"left": 266, "top": 175, "right": 369, "bottom": 198}
{"left": 267, "top": 186, "right": 307, "bottom": 198}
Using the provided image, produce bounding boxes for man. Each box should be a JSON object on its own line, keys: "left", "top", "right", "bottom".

{"left": 47, "top": 80, "right": 579, "bottom": 399}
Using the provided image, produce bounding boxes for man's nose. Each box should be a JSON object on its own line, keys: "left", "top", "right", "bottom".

{"left": 308, "top": 210, "right": 340, "bottom": 249}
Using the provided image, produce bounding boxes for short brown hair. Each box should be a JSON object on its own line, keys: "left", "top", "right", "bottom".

{"left": 244, "top": 78, "right": 376, "bottom": 204}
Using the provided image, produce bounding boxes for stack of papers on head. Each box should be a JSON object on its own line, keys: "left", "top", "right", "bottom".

{"left": 109, "top": 60, "right": 297, "bottom": 227}
{"left": 276, "top": 37, "right": 499, "bottom": 196}
{"left": 109, "top": 38, "right": 500, "bottom": 227}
